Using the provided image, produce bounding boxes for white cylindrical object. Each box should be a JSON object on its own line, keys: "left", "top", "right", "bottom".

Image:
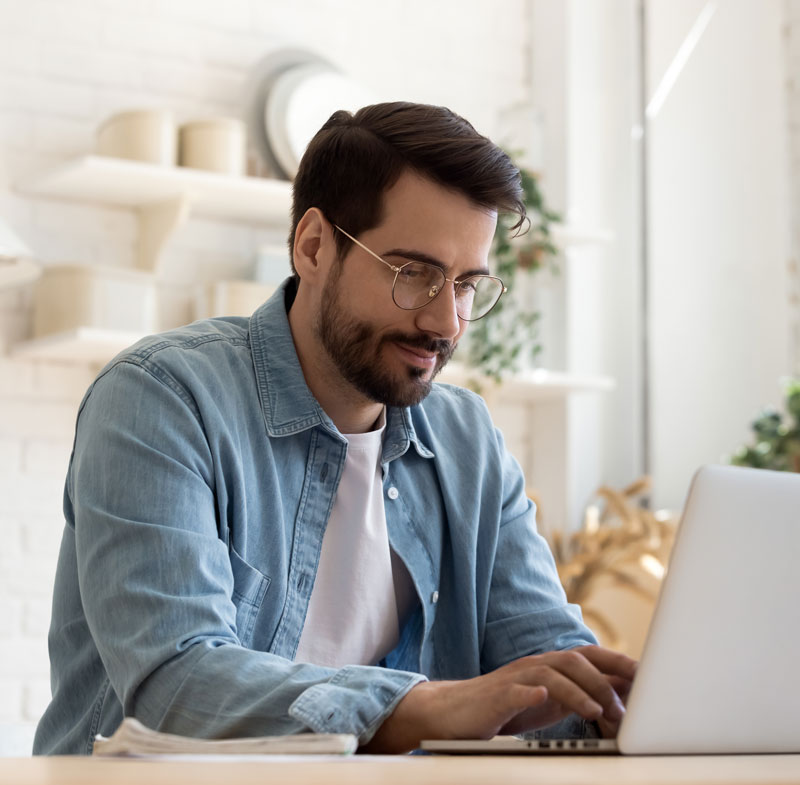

{"left": 96, "top": 109, "right": 176, "bottom": 165}
{"left": 33, "top": 265, "right": 157, "bottom": 337}
{"left": 178, "top": 118, "right": 247, "bottom": 176}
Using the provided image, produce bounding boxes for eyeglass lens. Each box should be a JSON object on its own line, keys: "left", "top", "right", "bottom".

{"left": 393, "top": 263, "right": 503, "bottom": 320}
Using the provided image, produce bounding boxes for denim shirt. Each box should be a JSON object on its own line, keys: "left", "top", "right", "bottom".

{"left": 34, "top": 279, "right": 596, "bottom": 755}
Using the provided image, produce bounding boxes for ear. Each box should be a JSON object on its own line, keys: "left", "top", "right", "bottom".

{"left": 293, "top": 208, "right": 335, "bottom": 283}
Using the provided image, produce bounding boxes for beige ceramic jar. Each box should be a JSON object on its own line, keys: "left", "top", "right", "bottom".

{"left": 178, "top": 118, "right": 247, "bottom": 176}
{"left": 96, "top": 109, "right": 176, "bottom": 165}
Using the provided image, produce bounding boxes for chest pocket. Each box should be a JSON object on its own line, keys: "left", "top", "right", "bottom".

{"left": 229, "top": 546, "right": 271, "bottom": 648}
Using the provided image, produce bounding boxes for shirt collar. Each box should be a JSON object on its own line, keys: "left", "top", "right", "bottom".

{"left": 248, "top": 277, "right": 435, "bottom": 460}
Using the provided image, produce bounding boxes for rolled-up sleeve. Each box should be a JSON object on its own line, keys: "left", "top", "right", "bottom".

{"left": 480, "top": 430, "right": 597, "bottom": 672}
{"left": 70, "top": 360, "right": 423, "bottom": 744}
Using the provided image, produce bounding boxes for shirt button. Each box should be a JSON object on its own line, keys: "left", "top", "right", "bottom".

{"left": 387, "top": 487, "right": 399, "bottom": 500}
{"left": 431, "top": 591, "right": 439, "bottom": 604}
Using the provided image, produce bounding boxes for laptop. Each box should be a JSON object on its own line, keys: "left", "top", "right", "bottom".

{"left": 422, "top": 464, "right": 800, "bottom": 755}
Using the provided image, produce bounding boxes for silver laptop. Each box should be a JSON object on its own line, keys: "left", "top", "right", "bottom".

{"left": 422, "top": 465, "right": 800, "bottom": 755}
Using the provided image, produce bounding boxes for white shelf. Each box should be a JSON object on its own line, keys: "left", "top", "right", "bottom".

{"left": 438, "top": 363, "right": 615, "bottom": 402}
{"left": 18, "top": 155, "right": 293, "bottom": 224}
{"left": 17, "top": 156, "right": 293, "bottom": 272}
{"left": 12, "top": 327, "right": 146, "bottom": 364}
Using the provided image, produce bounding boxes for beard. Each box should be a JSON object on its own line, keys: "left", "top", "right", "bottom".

{"left": 314, "top": 270, "right": 455, "bottom": 408}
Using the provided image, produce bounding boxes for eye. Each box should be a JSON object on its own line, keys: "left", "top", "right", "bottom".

{"left": 457, "top": 278, "right": 479, "bottom": 296}
{"left": 397, "top": 265, "right": 423, "bottom": 281}
{"left": 397, "top": 263, "right": 441, "bottom": 285}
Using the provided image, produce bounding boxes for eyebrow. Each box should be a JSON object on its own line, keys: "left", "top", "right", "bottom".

{"left": 381, "top": 247, "right": 490, "bottom": 279}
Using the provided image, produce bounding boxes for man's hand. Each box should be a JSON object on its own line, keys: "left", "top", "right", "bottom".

{"left": 362, "top": 646, "right": 637, "bottom": 753}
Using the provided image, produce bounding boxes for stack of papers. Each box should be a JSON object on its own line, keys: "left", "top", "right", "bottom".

{"left": 93, "top": 718, "right": 358, "bottom": 757}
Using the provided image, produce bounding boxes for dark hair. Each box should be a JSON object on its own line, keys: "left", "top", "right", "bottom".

{"left": 288, "top": 101, "right": 526, "bottom": 273}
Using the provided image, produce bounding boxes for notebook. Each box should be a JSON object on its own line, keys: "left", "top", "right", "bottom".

{"left": 422, "top": 465, "right": 800, "bottom": 755}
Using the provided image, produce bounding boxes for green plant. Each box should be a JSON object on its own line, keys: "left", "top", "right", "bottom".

{"left": 730, "top": 379, "right": 800, "bottom": 472}
{"left": 464, "top": 163, "right": 561, "bottom": 385}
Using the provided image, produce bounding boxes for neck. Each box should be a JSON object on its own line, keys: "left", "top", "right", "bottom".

{"left": 287, "top": 286, "right": 384, "bottom": 435}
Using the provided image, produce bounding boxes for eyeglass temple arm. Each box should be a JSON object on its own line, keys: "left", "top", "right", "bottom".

{"left": 333, "top": 225, "right": 402, "bottom": 274}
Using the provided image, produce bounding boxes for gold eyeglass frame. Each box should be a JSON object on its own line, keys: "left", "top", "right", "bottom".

{"left": 333, "top": 225, "right": 507, "bottom": 322}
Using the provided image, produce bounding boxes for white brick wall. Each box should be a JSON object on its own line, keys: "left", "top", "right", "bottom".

{"left": 0, "top": 0, "right": 529, "bottom": 753}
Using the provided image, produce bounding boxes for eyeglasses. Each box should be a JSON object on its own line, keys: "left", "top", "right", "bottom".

{"left": 333, "top": 225, "right": 506, "bottom": 322}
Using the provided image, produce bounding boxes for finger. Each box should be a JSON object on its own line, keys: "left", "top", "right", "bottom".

{"left": 517, "top": 665, "right": 605, "bottom": 722}
{"left": 498, "top": 698, "right": 569, "bottom": 737}
{"left": 478, "top": 684, "right": 550, "bottom": 739}
{"left": 606, "top": 674, "right": 634, "bottom": 703}
{"left": 575, "top": 646, "right": 638, "bottom": 680}
{"left": 506, "top": 683, "right": 549, "bottom": 713}
{"left": 596, "top": 714, "right": 622, "bottom": 739}
{"left": 542, "top": 651, "right": 626, "bottom": 722}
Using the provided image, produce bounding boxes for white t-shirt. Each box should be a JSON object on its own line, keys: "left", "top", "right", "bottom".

{"left": 295, "top": 413, "right": 413, "bottom": 667}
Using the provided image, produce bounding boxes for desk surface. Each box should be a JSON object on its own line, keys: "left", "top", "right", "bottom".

{"left": 3, "top": 754, "right": 800, "bottom": 785}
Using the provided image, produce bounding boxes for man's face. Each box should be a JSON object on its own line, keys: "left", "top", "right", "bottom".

{"left": 313, "top": 171, "right": 497, "bottom": 408}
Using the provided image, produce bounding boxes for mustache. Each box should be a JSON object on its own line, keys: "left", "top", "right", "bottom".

{"left": 382, "top": 331, "right": 455, "bottom": 360}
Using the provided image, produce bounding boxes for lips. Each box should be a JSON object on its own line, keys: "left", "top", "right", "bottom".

{"left": 382, "top": 332, "right": 455, "bottom": 378}
{"left": 397, "top": 342, "right": 436, "bottom": 360}
{"left": 394, "top": 342, "right": 438, "bottom": 369}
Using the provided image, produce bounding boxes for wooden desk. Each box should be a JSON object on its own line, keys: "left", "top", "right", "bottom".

{"left": 2, "top": 754, "right": 800, "bottom": 785}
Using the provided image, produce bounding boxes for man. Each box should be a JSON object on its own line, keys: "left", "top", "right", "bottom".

{"left": 34, "top": 102, "right": 635, "bottom": 755}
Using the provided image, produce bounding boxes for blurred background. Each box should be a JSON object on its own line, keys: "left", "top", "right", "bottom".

{"left": 0, "top": 0, "right": 797, "bottom": 755}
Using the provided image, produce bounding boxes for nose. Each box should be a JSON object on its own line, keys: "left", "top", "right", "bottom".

{"left": 413, "top": 280, "right": 463, "bottom": 342}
